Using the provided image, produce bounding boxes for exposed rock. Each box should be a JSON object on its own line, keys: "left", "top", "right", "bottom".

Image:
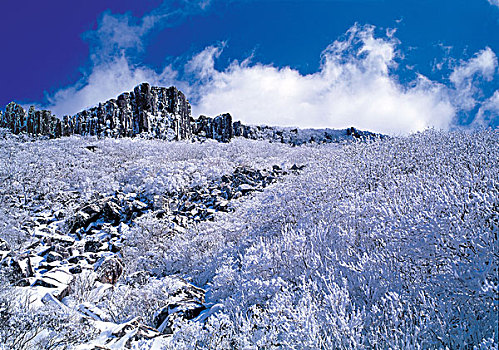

{"left": 103, "top": 200, "right": 121, "bottom": 224}
{"left": 290, "top": 164, "right": 306, "bottom": 171}
{"left": 45, "top": 251, "right": 63, "bottom": 263}
{"left": 95, "top": 256, "right": 124, "bottom": 284}
{"left": 105, "top": 318, "right": 164, "bottom": 348}
{"left": 124, "top": 270, "right": 152, "bottom": 287}
{"left": 0, "top": 238, "right": 10, "bottom": 262}
{"left": 192, "top": 113, "right": 233, "bottom": 142}
{"left": 78, "top": 302, "right": 110, "bottom": 322}
{"left": 2, "top": 102, "right": 26, "bottom": 134}
{"left": 85, "top": 145, "right": 98, "bottom": 152}
{"left": 1, "top": 83, "right": 381, "bottom": 144}
{"left": 69, "top": 265, "right": 83, "bottom": 274}
{"left": 85, "top": 240, "right": 104, "bottom": 253}
{"left": 231, "top": 122, "right": 382, "bottom": 144}
{"left": 153, "top": 280, "right": 206, "bottom": 334}
{"left": 347, "top": 126, "right": 363, "bottom": 138}
{"left": 16, "top": 256, "right": 35, "bottom": 278}
{"left": 32, "top": 269, "right": 73, "bottom": 300}
{"left": 2, "top": 83, "right": 192, "bottom": 141}
{"left": 0, "top": 162, "right": 305, "bottom": 346}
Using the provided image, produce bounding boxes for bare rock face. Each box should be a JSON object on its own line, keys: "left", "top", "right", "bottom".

{"left": 2, "top": 102, "right": 25, "bottom": 134}
{"left": 0, "top": 238, "right": 9, "bottom": 252}
{"left": 1, "top": 83, "right": 193, "bottom": 141}
{"left": 152, "top": 280, "right": 206, "bottom": 334}
{"left": 1, "top": 82, "right": 382, "bottom": 144}
{"left": 0, "top": 103, "right": 62, "bottom": 138}
{"left": 62, "top": 83, "right": 193, "bottom": 140}
{"left": 95, "top": 256, "right": 124, "bottom": 284}
{"left": 192, "top": 113, "right": 233, "bottom": 143}
{"left": 0, "top": 84, "right": 236, "bottom": 143}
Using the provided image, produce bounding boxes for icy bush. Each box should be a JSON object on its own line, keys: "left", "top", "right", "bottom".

{"left": 163, "top": 130, "right": 498, "bottom": 348}
{"left": 0, "top": 129, "right": 497, "bottom": 348}
{"left": 0, "top": 278, "right": 97, "bottom": 349}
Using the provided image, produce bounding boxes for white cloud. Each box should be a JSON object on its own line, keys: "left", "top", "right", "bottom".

{"left": 83, "top": 1, "right": 213, "bottom": 65}
{"left": 45, "top": 0, "right": 209, "bottom": 115}
{"left": 448, "top": 47, "right": 498, "bottom": 111}
{"left": 46, "top": 56, "right": 179, "bottom": 117}
{"left": 43, "top": 11, "right": 497, "bottom": 135}
{"left": 474, "top": 90, "right": 499, "bottom": 127}
{"left": 82, "top": 11, "right": 149, "bottom": 65}
{"left": 188, "top": 25, "right": 455, "bottom": 135}
{"left": 487, "top": 0, "right": 499, "bottom": 8}
{"left": 184, "top": 44, "right": 224, "bottom": 81}
{"left": 449, "top": 47, "right": 497, "bottom": 87}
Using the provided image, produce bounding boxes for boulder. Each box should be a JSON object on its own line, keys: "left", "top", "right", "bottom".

{"left": 69, "top": 265, "right": 83, "bottom": 274}
{"left": 124, "top": 270, "right": 152, "bottom": 287}
{"left": 106, "top": 318, "right": 163, "bottom": 348}
{"left": 78, "top": 302, "right": 110, "bottom": 322}
{"left": 95, "top": 256, "right": 124, "bottom": 284}
{"left": 154, "top": 301, "right": 206, "bottom": 334}
{"left": 152, "top": 280, "right": 206, "bottom": 334}
{"left": 84, "top": 240, "right": 104, "bottom": 253}
{"left": 103, "top": 200, "right": 121, "bottom": 223}
{"left": 0, "top": 238, "right": 9, "bottom": 251}
{"left": 32, "top": 269, "right": 73, "bottom": 300}
{"left": 45, "top": 251, "right": 63, "bottom": 263}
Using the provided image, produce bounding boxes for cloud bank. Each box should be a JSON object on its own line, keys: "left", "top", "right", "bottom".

{"left": 45, "top": 0, "right": 209, "bottom": 117}
{"left": 188, "top": 25, "right": 456, "bottom": 135}
{"left": 44, "top": 3, "right": 498, "bottom": 135}
{"left": 488, "top": 0, "right": 499, "bottom": 8}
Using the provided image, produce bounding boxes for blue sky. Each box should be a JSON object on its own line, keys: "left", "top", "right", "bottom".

{"left": 1, "top": 0, "right": 498, "bottom": 134}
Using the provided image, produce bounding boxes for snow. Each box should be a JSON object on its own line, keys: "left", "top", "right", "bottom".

{"left": 0, "top": 129, "right": 497, "bottom": 348}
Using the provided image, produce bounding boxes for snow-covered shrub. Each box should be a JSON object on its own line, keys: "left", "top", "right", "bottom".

{"left": 0, "top": 282, "right": 97, "bottom": 349}
{"left": 0, "top": 129, "right": 497, "bottom": 348}
{"left": 167, "top": 130, "right": 498, "bottom": 348}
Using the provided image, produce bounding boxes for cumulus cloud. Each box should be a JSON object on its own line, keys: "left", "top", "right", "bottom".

{"left": 448, "top": 47, "right": 498, "bottom": 111}
{"left": 43, "top": 3, "right": 497, "bottom": 135}
{"left": 487, "top": 0, "right": 499, "bottom": 8}
{"left": 188, "top": 25, "right": 455, "bottom": 135}
{"left": 475, "top": 90, "right": 499, "bottom": 127}
{"left": 450, "top": 47, "right": 497, "bottom": 87}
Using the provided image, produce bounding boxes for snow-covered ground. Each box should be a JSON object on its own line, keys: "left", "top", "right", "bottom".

{"left": 0, "top": 129, "right": 497, "bottom": 349}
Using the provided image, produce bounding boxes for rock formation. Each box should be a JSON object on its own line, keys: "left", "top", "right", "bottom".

{"left": 0, "top": 82, "right": 380, "bottom": 144}
{"left": 191, "top": 113, "right": 232, "bottom": 142}
{"left": 0, "top": 83, "right": 192, "bottom": 141}
{"left": 0, "top": 163, "right": 304, "bottom": 346}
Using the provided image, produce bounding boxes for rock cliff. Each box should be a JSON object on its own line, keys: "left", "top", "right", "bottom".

{"left": 0, "top": 82, "right": 378, "bottom": 144}
{"left": 0, "top": 83, "right": 193, "bottom": 140}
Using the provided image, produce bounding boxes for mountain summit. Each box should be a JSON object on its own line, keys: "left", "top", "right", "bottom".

{"left": 0, "top": 83, "right": 376, "bottom": 144}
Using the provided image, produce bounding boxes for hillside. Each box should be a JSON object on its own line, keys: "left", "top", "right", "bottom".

{"left": 0, "top": 126, "right": 497, "bottom": 349}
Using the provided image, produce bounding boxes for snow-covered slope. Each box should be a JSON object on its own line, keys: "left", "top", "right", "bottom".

{"left": 0, "top": 128, "right": 497, "bottom": 349}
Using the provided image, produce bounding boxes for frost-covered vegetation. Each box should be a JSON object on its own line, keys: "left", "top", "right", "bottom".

{"left": 0, "top": 128, "right": 497, "bottom": 349}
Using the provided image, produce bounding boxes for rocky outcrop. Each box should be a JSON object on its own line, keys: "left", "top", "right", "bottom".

{"left": 0, "top": 83, "right": 192, "bottom": 140}
{"left": 62, "top": 84, "right": 192, "bottom": 140}
{"left": 192, "top": 113, "right": 233, "bottom": 143}
{"left": 0, "top": 163, "right": 306, "bottom": 347}
{"left": 0, "top": 103, "right": 61, "bottom": 138}
{"left": 1, "top": 83, "right": 381, "bottom": 144}
{"left": 0, "top": 163, "right": 301, "bottom": 302}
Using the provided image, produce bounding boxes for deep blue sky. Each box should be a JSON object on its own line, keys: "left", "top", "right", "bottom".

{"left": 0, "top": 0, "right": 498, "bottom": 133}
